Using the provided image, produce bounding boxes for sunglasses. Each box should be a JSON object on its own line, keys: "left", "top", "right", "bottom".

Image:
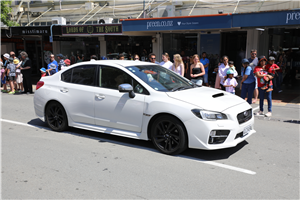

{"left": 134, "top": 58, "right": 139, "bottom": 60}
{"left": 150, "top": 57, "right": 156, "bottom": 59}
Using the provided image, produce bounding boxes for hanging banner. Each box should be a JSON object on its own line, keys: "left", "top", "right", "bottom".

{"left": 61, "top": 24, "right": 122, "bottom": 35}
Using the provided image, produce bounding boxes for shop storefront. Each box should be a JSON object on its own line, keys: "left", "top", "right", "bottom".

{"left": 121, "top": 14, "right": 241, "bottom": 65}
{"left": 3, "top": 26, "right": 59, "bottom": 75}
{"left": 232, "top": 9, "right": 300, "bottom": 65}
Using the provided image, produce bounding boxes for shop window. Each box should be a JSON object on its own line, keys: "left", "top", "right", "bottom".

{"left": 163, "top": 33, "right": 197, "bottom": 62}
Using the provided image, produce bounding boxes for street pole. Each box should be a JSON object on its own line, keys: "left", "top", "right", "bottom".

{"left": 143, "top": 0, "right": 145, "bottom": 18}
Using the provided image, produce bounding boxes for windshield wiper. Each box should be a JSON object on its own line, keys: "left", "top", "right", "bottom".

{"left": 171, "top": 86, "right": 190, "bottom": 92}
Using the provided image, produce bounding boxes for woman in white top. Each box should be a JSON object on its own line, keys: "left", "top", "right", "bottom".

{"left": 190, "top": 54, "right": 205, "bottom": 86}
{"left": 218, "top": 55, "right": 230, "bottom": 90}
{"left": 171, "top": 54, "right": 184, "bottom": 76}
{"left": 159, "top": 53, "right": 173, "bottom": 69}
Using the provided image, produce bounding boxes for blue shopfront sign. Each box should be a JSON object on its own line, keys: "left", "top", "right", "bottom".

{"left": 122, "top": 14, "right": 232, "bottom": 32}
{"left": 232, "top": 10, "right": 300, "bottom": 27}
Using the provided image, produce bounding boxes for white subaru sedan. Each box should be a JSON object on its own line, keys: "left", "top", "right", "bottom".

{"left": 34, "top": 60, "right": 255, "bottom": 155}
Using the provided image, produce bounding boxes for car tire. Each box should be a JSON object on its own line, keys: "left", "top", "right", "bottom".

{"left": 45, "top": 102, "right": 68, "bottom": 132}
{"left": 151, "top": 115, "right": 187, "bottom": 155}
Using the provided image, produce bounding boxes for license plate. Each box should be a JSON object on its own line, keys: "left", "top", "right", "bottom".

{"left": 243, "top": 125, "right": 252, "bottom": 136}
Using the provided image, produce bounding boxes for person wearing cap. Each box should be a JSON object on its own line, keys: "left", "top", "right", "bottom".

{"left": 1, "top": 53, "right": 10, "bottom": 92}
{"left": 14, "top": 59, "right": 23, "bottom": 93}
{"left": 61, "top": 59, "right": 70, "bottom": 70}
{"left": 46, "top": 63, "right": 58, "bottom": 76}
{"left": 261, "top": 56, "right": 280, "bottom": 92}
{"left": 40, "top": 68, "right": 47, "bottom": 77}
{"left": 240, "top": 58, "right": 256, "bottom": 104}
{"left": 6, "top": 57, "right": 17, "bottom": 94}
{"left": 266, "top": 56, "right": 281, "bottom": 92}
{"left": 223, "top": 69, "right": 238, "bottom": 94}
{"left": 57, "top": 53, "right": 66, "bottom": 71}
{"left": 47, "top": 54, "right": 58, "bottom": 74}
{"left": 253, "top": 56, "right": 274, "bottom": 117}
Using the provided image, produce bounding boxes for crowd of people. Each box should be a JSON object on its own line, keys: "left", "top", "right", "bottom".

{"left": 1, "top": 51, "right": 33, "bottom": 94}
{"left": 1, "top": 49, "right": 294, "bottom": 117}
{"left": 126, "top": 49, "right": 287, "bottom": 117}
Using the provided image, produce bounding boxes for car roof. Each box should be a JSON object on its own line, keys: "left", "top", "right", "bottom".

{"left": 82, "top": 60, "right": 158, "bottom": 68}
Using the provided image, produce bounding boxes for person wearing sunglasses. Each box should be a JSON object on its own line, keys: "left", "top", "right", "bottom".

{"left": 148, "top": 53, "right": 159, "bottom": 64}
{"left": 133, "top": 54, "right": 140, "bottom": 61}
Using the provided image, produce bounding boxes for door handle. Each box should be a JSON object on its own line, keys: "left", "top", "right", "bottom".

{"left": 95, "top": 94, "right": 105, "bottom": 100}
{"left": 60, "top": 88, "right": 68, "bottom": 93}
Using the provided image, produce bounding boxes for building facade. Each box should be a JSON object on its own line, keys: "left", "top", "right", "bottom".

{"left": 1, "top": 1, "right": 300, "bottom": 76}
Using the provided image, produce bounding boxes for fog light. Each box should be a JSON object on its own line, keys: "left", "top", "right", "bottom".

{"left": 208, "top": 130, "right": 230, "bottom": 144}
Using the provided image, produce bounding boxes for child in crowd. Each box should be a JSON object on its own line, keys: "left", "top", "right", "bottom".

{"left": 14, "top": 59, "right": 23, "bottom": 92}
{"left": 223, "top": 61, "right": 238, "bottom": 83}
{"left": 223, "top": 69, "right": 238, "bottom": 94}
{"left": 40, "top": 68, "right": 47, "bottom": 77}
{"left": 0, "top": 58, "right": 4, "bottom": 90}
{"left": 261, "top": 56, "right": 279, "bottom": 92}
{"left": 228, "top": 61, "right": 236, "bottom": 71}
{"left": 6, "top": 57, "right": 17, "bottom": 94}
{"left": 46, "top": 63, "right": 57, "bottom": 76}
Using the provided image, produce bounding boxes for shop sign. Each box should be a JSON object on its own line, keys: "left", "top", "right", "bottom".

{"left": 11, "top": 26, "right": 50, "bottom": 36}
{"left": 122, "top": 14, "right": 232, "bottom": 32}
{"left": 1, "top": 38, "right": 23, "bottom": 43}
{"left": 61, "top": 24, "right": 122, "bottom": 35}
{"left": 232, "top": 10, "right": 300, "bottom": 27}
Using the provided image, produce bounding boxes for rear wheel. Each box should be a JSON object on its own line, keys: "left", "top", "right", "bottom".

{"left": 151, "top": 115, "right": 187, "bottom": 155}
{"left": 45, "top": 102, "right": 68, "bottom": 132}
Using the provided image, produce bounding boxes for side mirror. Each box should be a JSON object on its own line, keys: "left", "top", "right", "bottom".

{"left": 118, "top": 83, "right": 135, "bottom": 98}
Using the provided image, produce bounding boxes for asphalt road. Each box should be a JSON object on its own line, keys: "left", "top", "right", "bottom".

{"left": 1, "top": 93, "right": 299, "bottom": 199}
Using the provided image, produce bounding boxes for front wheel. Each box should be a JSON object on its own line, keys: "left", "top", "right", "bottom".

{"left": 45, "top": 102, "right": 68, "bottom": 132}
{"left": 151, "top": 116, "right": 187, "bottom": 155}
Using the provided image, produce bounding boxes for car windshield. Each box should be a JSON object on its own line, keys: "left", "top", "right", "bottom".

{"left": 125, "top": 65, "right": 196, "bottom": 92}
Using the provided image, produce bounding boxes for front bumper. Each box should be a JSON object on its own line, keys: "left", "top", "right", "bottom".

{"left": 185, "top": 103, "right": 256, "bottom": 150}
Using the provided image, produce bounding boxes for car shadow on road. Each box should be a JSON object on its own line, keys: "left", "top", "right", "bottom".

{"left": 28, "top": 118, "right": 249, "bottom": 161}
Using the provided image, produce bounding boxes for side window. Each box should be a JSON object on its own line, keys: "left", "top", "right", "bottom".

{"left": 72, "top": 65, "right": 96, "bottom": 86}
{"left": 132, "top": 79, "right": 149, "bottom": 95}
{"left": 100, "top": 66, "right": 149, "bottom": 95}
{"left": 100, "top": 66, "right": 131, "bottom": 90}
{"left": 61, "top": 69, "right": 72, "bottom": 83}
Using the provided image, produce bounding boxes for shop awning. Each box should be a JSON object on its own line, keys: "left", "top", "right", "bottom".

{"left": 121, "top": 14, "right": 232, "bottom": 32}
{"left": 232, "top": 10, "right": 300, "bottom": 28}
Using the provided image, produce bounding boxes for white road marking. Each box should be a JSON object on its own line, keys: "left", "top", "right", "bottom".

{"left": 1, "top": 118, "right": 256, "bottom": 175}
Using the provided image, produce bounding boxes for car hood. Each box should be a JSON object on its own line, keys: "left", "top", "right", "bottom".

{"left": 166, "top": 87, "right": 246, "bottom": 112}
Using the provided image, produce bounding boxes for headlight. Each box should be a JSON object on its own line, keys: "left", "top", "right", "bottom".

{"left": 191, "top": 109, "right": 228, "bottom": 120}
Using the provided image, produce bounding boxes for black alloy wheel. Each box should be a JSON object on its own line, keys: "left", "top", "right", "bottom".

{"left": 45, "top": 102, "right": 68, "bottom": 132}
{"left": 151, "top": 116, "right": 187, "bottom": 155}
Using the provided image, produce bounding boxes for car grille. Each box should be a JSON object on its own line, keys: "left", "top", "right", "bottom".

{"left": 237, "top": 109, "right": 252, "bottom": 124}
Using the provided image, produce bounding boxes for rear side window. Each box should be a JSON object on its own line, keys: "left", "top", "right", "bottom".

{"left": 61, "top": 65, "right": 97, "bottom": 86}
{"left": 61, "top": 69, "right": 72, "bottom": 82}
